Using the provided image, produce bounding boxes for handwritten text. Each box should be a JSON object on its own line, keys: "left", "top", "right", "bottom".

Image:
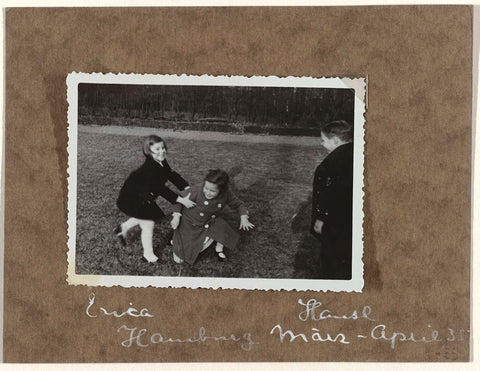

{"left": 86, "top": 293, "right": 153, "bottom": 318}
{"left": 118, "top": 325, "right": 256, "bottom": 351}
{"left": 298, "top": 299, "right": 374, "bottom": 322}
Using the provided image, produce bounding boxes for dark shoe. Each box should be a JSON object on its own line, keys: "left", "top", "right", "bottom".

{"left": 215, "top": 250, "right": 227, "bottom": 262}
{"left": 114, "top": 225, "right": 126, "bottom": 246}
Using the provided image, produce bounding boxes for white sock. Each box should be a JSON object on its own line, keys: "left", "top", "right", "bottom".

{"left": 215, "top": 243, "right": 226, "bottom": 259}
{"left": 121, "top": 218, "right": 140, "bottom": 235}
{"left": 139, "top": 220, "right": 158, "bottom": 263}
{"left": 173, "top": 252, "right": 183, "bottom": 264}
{"left": 202, "top": 237, "right": 214, "bottom": 251}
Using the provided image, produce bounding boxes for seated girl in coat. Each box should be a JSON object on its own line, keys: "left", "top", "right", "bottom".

{"left": 115, "top": 135, "right": 196, "bottom": 263}
{"left": 170, "top": 169, "right": 254, "bottom": 264}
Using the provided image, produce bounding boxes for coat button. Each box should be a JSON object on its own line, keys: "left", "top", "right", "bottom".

{"left": 204, "top": 201, "right": 209, "bottom": 205}
{"left": 200, "top": 212, "right": 204, "bottom": 216}
{"left": 204, "top": 224, "right": 209, "bottom": 228}
{"left": 217, "top": 203, "right": 222, "bottom": 208}
{"left": 212, "top": 215, "right": 216, "bottom": 218}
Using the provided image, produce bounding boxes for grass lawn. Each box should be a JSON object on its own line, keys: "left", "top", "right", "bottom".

{"left": 75, "top": 130, "right": 328, "bottom": 279}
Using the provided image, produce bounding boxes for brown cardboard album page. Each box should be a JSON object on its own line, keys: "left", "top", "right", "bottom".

{"left": 4, "top": 6, "right": 472, "bottom": 362}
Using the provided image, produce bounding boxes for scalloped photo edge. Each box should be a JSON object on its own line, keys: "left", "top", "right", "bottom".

{"left": 66, "top": 72, "right": 365, "bottom": 292}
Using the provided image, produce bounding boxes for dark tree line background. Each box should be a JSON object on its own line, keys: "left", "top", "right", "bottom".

{"left": 78, "top": 84, "right": 355, "bottom": 135}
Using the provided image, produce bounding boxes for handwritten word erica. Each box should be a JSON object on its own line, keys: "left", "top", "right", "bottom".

{"left": 270, "top": 324, "right": 350, "bottom": 344}
{"left": 118, "top": 325, "right": 256, "bottom": 351}
{"left": 298, "top": 299, "right": 374, "bottom": 322}
{"left": 86, "top": 293, "right": 153, "bottom": 318}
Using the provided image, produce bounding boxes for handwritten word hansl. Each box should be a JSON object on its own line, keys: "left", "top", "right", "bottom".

{"left": 118, "top": 326, "right": 256, "bottom": 351}
{"left": 298, "top": 299, "right": 374, "bottom": 322}
{"left": 86, "top": 293, "right": 153, "bottom": 318}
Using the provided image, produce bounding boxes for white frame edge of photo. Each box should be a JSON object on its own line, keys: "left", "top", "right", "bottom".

{"left": 66, "top": 72, "right": 366, "bottom": 292}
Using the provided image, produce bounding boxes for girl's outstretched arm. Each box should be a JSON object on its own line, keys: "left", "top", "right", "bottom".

{"left": 239, "top": 215, "right": 255, "bottom": 231}
{"left": 225, "top": 190, "right": 248, "bottom": 216}
{"left": 164, "top": 161, "right": 189, "bottom": 190}
{"left": 173, "top": 187, "right": 198, "bottom": 212}
{"left": 171, "top": 212, "right": 182, "bottom": 229}
{"left": 176, "top": 193, "right": 196, "bottom": 208}
{"left": 155, "top": 182, "right": 185, "bottom": 205}
{"left": 225, "top": 190, "right": 254, "bottom": 230}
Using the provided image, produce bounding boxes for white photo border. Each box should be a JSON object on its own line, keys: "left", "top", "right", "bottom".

{"left": 66, "top": 72, "right": 366, "bottom": 292}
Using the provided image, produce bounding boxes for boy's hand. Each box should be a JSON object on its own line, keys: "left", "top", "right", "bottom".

{"left": 170, "top": 214, "right": 181, "bottom": 230}
{"left": 239, "top": 215, "right": 255, "bottom": 231}
{"left": 313, "top": 219, "right": 324, "bottom": 234}
{"left": 178, "top": 193, "right": 196, "bottom": 208}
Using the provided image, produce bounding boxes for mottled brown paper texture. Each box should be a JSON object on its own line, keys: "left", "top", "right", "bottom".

{"left": 4, "top": 6, "right": 472, "bottom": 362}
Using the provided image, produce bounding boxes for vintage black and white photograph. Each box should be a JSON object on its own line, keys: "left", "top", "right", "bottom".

{"left": 66, "top": 73, "right": 365, "bottom": 291}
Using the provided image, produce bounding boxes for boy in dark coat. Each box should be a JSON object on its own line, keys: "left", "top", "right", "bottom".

{"left": 311, "top": 120, "right": 353, "bottom": 279}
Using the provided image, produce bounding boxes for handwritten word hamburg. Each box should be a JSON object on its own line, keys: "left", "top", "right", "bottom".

{"left": 117, "top": 326, "right": 255, "bottom": 351}
{"left": 86, "top": 293, "right": 255, "bottom": 351}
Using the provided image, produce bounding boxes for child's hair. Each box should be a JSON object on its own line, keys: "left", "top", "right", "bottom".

{"left": 321, "top": 120, "right": 353, "bottom": 142}
{"left": 143, "top": 135, "right": 167, "bottom": 158}
{"left": 204, "top": 169, "right": 229, "bottom": 194}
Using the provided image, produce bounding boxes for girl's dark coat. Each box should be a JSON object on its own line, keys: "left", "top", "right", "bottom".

{"left": 117, "top": 156, "right": 188, "bottom": 220}
{"left": 172, "top": 185, "right": 248, "bottom": 265}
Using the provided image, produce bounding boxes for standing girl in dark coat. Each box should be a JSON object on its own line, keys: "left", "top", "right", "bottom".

{"left": 115, "top": 135, "right": 196, "bottom": 263}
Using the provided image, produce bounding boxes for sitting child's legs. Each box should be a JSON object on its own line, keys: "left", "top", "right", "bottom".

{"left": 215, "top": 242, "right": 224, "bottom": 252}
{"left": 202, "top": 237, "right": 214, "bottom": 251}
{"left": 173, "top": 251, "right": 183, "bottom": 263}
{"left": 172, "top": 237, "right": 212, "bottom": 264}
{"left": 215, "top": 242, "right": 226, "bottom": 260}
{"left": 138, "top": 219, "right": 158, "bottom": 263}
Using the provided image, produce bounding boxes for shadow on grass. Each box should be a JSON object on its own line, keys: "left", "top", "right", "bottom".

{"left": 292, "top": 229, "right": 353, "bottom": 280}
{"left": 289, "top": 198, "right": 325, "bottom": 279}
{"left": 290, "top": 198, "right": 352, "bottom": 280}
